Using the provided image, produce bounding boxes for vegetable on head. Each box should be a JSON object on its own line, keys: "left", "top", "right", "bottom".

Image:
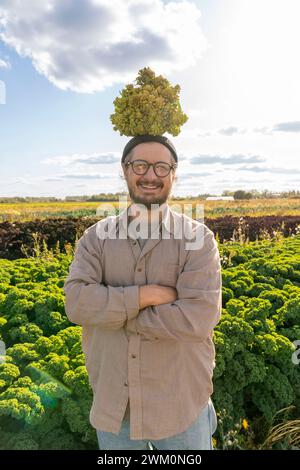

{"left": 110, "top": 66, "right": 188, "bottom": 137}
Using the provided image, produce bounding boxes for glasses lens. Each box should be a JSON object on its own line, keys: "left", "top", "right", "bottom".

{"left": 131, "top": 160, "right": 171, "bottom": 176}
{"left": 132, "top": 160, "right": 148, "bottom": 174}
{"left": 155, "top": 163, "right": 170, "bottom": 176}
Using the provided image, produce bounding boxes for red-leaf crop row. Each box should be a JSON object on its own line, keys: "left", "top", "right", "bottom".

{"left": 0, "top": 215, "right": 299, "bottom": 260}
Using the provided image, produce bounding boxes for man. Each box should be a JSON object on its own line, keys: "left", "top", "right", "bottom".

{"left": 63, "top": 135, "right": 221, "bottom": 450}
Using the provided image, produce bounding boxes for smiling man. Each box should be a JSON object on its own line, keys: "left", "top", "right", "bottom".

{"left": 123, "top": 137, "right": 176, "bottom": 208}
{"left": 63, "top": 134, "right": 221, "bottom": 450}
{"left": 121, "top": 136, "right": 178, "bottom": 250}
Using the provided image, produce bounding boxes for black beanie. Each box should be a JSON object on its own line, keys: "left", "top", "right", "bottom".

{"left": 121, "top": 135, "right": 178, "bottom": 163}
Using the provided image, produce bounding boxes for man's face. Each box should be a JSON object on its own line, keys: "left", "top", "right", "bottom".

{"left": 123, "top": 142, "right": 176, "bottom": 209}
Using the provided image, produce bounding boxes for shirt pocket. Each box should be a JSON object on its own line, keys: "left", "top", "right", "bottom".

{"left": 153, "top": 262, "right": 181, "bottom": 287}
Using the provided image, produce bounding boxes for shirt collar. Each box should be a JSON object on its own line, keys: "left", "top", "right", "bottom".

{"left": 117, "top": 201, "right": 174, "bottom": 239}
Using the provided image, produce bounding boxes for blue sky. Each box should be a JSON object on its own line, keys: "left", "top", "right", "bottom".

{"left": 0, "top": 0, "right": 299, "bottom": 197}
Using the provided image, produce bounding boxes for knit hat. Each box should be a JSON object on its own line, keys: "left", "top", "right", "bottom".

{"left": 121, "top": 134, "right": 178, "bottom": 164}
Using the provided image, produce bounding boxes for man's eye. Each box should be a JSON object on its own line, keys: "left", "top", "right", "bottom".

{"left": 135, "top": 162, "right": 146, "bottom": 169}
{"left": 156, "top": 164, "right": 169, "bottom": 172}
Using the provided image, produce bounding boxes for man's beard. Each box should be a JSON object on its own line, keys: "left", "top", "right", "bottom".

{"left": 127, "top": 184, "right": 171, "bottom": 209}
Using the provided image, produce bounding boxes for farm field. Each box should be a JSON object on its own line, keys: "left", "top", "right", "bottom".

{"left": 0, "top": 197, "right": 300, "bottom": 222}
{"left": 0, "top": 234, "right": 299, "bottom": 450}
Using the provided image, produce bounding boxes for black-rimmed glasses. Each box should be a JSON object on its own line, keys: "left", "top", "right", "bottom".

{"left": 125, "top": 159, "right": 177, "bottom": 177}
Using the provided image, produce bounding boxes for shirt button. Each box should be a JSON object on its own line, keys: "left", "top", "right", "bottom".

{"left": 131, "top": 354, "right": 137, "bottom": 358}
{"left": 124, "top": 381, "right": 128, "bottom": 386}
{"left": 137, "top": 268, "right": 142, "bottom": 272}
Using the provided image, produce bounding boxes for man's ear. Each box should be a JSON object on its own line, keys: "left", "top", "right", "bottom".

{"left": 119, "top": 167, "right": 126, "bottom": 180}
{"left": 120, "top": 164, "right": 127, "bottom": 181}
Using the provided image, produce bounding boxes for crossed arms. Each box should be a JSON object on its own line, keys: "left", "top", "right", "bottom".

{"left": 63, "top": 226, "right": 222, "bottom": 342}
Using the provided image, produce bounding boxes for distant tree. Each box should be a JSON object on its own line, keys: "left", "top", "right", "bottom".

{"left": 222, "top": 190, "right": 234, "bottom": 197}
{"left": 233, "top": 190, "right": 253, "bottom": 200}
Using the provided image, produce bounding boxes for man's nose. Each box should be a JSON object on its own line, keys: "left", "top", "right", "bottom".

{"left": 144, "top": 165, "right": 157, "bottom": 178}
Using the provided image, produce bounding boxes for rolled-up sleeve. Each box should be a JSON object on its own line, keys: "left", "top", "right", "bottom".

{"left": 63, "top": 228, "right": 140, "bottom": 328}
{"left": 126, "top": 227, "right": 222, "bottom": 342}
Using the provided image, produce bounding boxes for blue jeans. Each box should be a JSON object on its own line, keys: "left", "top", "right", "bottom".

{"left": 97, "top": 398, "right": 217, "bottom": 450}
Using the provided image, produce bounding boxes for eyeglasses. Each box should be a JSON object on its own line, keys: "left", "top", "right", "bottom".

{"left": 125, "top": 159, "right": 177, "bottom": 177}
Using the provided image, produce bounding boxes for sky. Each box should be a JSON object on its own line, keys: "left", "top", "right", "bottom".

{"left": 0, "top": 0, "right": 299, "bottom": 198}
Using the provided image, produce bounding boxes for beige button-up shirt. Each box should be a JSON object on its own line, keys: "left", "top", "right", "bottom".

{"left": 63, "top": 202, "right": 222, "bottom": 440}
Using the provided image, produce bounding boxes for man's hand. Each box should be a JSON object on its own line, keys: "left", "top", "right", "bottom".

{"left": 139, "top": 284, "right": 178, "bottom": 310}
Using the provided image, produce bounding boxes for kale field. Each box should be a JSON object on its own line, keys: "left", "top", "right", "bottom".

{"left": 0, "top": 228, "right": 299, "bottom": 449}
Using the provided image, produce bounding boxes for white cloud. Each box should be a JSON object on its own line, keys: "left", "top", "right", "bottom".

{"left": 43, "top": 152, "right": 120, "bottom": 166}
{"left": 190, "top": 153, "right": 265, "bottom": 165}
{"left": 178, "top": 119, "right": 300, "bottom": 140}
{"left": 13, "top": 173, "right": 116, "bottom": 183}
{"left": 219, "top": 126, "right": 247, "bottom": 136}
{"left": 0, "top": 0, "right": 207, "bottom": 92}
{"left": 272, "top": 121, "right": 300, "bottom": 133}
{"left": 59, "top": 173, "right": 115, "bottom": 180}
{"left": 237, "top": 165, "right": 300, "bottom": 175}
{"left": 0, "top": 57, "right": 10, "bottom": 69}
{"left": 178, "top": 128, "right": 212, "bottom": 139}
